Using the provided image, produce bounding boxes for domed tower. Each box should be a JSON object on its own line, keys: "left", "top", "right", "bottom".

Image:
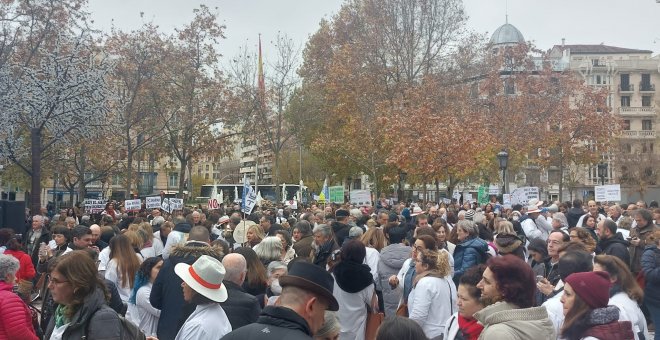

{"left": 489, "top": 17, "right": 525, "bottom": 53}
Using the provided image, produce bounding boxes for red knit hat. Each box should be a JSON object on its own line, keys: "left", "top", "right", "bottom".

{"left": 565, "top": 271, "right": 611, "bottom": 309}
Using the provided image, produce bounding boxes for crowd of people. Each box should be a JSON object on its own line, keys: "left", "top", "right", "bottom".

{"left": 1, "top": 196, "right": 660, "bottom": 340}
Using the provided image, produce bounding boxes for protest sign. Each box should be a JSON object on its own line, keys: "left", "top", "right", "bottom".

{"left": 208, "top": 199, "right": 219, "bottom": 210}
{"left": 329, "top": 186, "right": 344, "bottom": 203}
{"left": 124, "top": 199, "right": 142, "bottom": 212}
{"left": 595, "top": 184, "right": 621, "bottom": 202}
{"left": 84, "top": 199, "right": 105, "bottom": 214}
{"left": 146, "top": 196, "right": 161, "bottom": 209}
{"left": 350, "top": 190, "right": 372, "bottom": 207}
{"left": 510, "top": 187, "right": 539, "bottom": 206}
{"left": 169, "top": 198, "right": 183, "bottom": 211}
{"left": 161, "top": 198, "right": 171, "bottom": 213}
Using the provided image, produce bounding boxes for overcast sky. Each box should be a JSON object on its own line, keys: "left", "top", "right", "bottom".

{"left": 88, "top": 0, "right": 660, "bottom": 66}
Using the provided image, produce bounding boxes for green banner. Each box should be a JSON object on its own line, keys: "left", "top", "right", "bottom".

{"left": 478, "top": 186, "right": 489, "bottom": 205}
{"left": 329, "top": 186, "right": 345, "bottom": 203}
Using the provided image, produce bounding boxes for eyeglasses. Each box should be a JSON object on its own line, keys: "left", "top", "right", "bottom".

{"left": 48, "top": 277, "right": 69, "bottom": 285}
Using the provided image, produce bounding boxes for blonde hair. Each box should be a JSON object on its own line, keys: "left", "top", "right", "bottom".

{"left": 124, "top": 230, "right": 144, "bottom": 250}
{"left": 360, "top": 227, "right": 387, "bottom": 251}
{"left": 571, "top": 227, "right": 596, "bottom": 253}
{"left": 495, "top": 220, "right": 516, "bottom": 235}
{"left": 247, "top": 224, "right": 265, "bottom": 243}
{"left": 419, "top": 249, "right": 451, "bottom": 278}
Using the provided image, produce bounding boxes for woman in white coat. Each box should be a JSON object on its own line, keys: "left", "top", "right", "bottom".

{"left": 593, "top": 255, "right": 650, "bottom": 340}
{"left": 408, "top": 248, "right": 457, "bottom": 339}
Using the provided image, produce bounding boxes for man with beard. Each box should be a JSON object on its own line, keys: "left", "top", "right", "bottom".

{"left": 475, "top": 255, "right": 556, "bottom": 339}
{"left": 597, "top": 219, "right": 630, "bottom": 265}
{"left": 310, "top": 224, "right": 339, "bottom": 269}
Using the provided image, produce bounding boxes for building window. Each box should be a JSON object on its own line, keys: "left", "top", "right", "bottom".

{"left": 621, "top": 96, "right": 631, "bottom": 107}
{"left": 205, "top": 164, "right": 210, "bottom": 171}
{"left": 642, "top": 96, "right": 652, "bottom": 107}
{"left": 621, "top": 143, "right": 632, "bottom": 153}
{"left": 504, "top": 78, "right": 515, "bottom": 95}
{"left": 168, "top": 173, "right": 178, "bottom": 188}
{"left": 643, "top": 143, "right": 654, "bottom": 153}
{"left": 623, "top": 120, "right": 630, "bottom": 130}
{"left": 112, "top": 174, "right": 123, "bottom": 186}
{"left": 643, "top": 120, "right": 653, "bottom": 131}
{"left": 204, "top": 173, "right": 209, "bottom": 180}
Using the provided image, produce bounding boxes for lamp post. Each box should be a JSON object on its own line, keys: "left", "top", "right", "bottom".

{"left": 399, "top": 171, "right": 407, "bottom": 203}
{"left": 347, "top": 176, "right": 352, "bottom": 203}
{"left": 597, "top": 162, "right": 608, "bottom": 186}
{"left": 497, "top": 150, "right": 509, "bottom": 196}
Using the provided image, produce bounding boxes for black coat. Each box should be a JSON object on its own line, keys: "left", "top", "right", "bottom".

{"left": 599, "top": 233, "right": 631, "bottom": 266}
{"left": 150, "top": 242, "right": 223, "bottom": 340}
{"left": 331, "top": 221, "right": 351, "bottom": 246}
{"left": 221, "top": 280, "right": 261, "bottom": 329}
{"left": 221, "top": 306, "right": 312, "bottom": 340}
{"left": 293, "top": 235, "right": 314, "bottom": 259}
{"left": 566, "top": 208, "right": 584, "bottom": 228}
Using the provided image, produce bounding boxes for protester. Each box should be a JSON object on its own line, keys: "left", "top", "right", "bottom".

{"left": 292, "top": 221, "right": 314, "bottom": 258}
{"left": 105, "top": 233, "right": 143, "bottom": 303}
{"left": 475, "top": 255, "right": 556, "bottom": 339}
{"left": 378, "top": 222, "right": 411, "bottom": 316}
{"left": 276, "top": 230, "right": 297, "bottom": 264}
{"left": 151, "top": 226, "right": 221, "bottom": 340}
{"left": 311, "top": 224, "right": 339, "bottom": 268}
{"left": 0, "top": 254, "right": 39, "bottom": 340}
{"left": 453, "top": 220, "right": 488, "bottom": 285}
{"left": 221, "top": 253, "right": 261, "bottom": 329}
{"left": 641, "top": 230, "right": 660, "bottom": 340}
{"left": 173, "top": 255, "right": 231, "bottom": 339}
{"left": 593, "top": 255, "right": 649, "bottom": 340}
{"left": 314, "top": 311, "right": 340, "bottom": 340}
{"left": 234, "top": 246, "right": 268, "bottom": 296}
{"left": 376, "top": 316, "right": 428, "bottom": 340}
{"left": 254, "top": 236, "right": 285, "bottom": 266}
{"left": 569, "top": 227, "right": 597, "bottom": 253}
{"left": 443, "top": 265, "right": 486, "bottom": 340}
{"left": 596, "top": 219, "right": 630, "bottom": 265}
{"left": 561, "top": 271, "right": 634, "bottom": 340}
{"left": 408, "top": 249, "right": 456, "bottom": 338}
{"left": 264, "top": 261, "right": 287, "bottom": 306}
{"left": 222, "top": 261, "right": 340, "bottom": 339}
{"left": 0, "top": 228, "right": 36, "bottom": 282}
{"left": 44, "top": 251, "right": 123, "bottom": 339}
{"left": 23, "top": 215, "right": 51, "bottom": 267}
{"left": 244, "top": 224, "right": 265, "bottom": 248}
{"left": 332, "top": 240, "right": 377, "bottom": 340}
{"left": 631, "top": 209, "right": 660, "bottom": 276}
{"left": 389, "top": 235, "right": 438, "bottom": 316}
{"left": 127, "top": 257, "right": 163, "bottom": 336}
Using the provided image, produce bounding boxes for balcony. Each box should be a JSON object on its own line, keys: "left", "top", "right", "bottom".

{"left": 640, "top": 82, "right": 656, "bottom": 92}
{"left": 618, "top": 84, "right": 634, "bottom": 93}
{"left": 619, "top": 106, "right": 656, "bottom": 116}
{"left": 621, "top": 130, "right": 656, "bottom": 139}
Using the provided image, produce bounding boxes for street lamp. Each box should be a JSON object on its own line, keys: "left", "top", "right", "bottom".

{"left": 597, "top": 162, "right": 608, "bottom": 185}
{"left": 497, "top": 150, "right": 509, "bottom": 195}
{"left": 399, "top": 171, "right": 407, "bottom": 203}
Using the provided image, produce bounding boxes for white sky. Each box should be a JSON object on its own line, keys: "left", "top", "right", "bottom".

{"left": 88, "top": 0, "right": 660, "bottom": 66}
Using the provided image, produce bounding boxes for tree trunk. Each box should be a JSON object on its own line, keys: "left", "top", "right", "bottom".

{"left": 435, "top": 179, "right": 440, "bottom": 204}
{"left": 30, "top": 128, "right": 41, "bottom": 216}
{"left": 558, "top": 153, "right": 564, "bottom": 203}
{"left": 125, "top": 148, "right": 134, "bottom": 199}
{"left": 178, "top": 158, "right": 188, "bottom": 198}
{"left": 78, "top": 145, "right": 86, "bottom": 203}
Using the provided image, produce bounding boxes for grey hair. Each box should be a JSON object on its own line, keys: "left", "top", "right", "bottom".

{"left": 349, "top": 208, "right": 362, "bottom": 219}
{"left": 313, "top": 224, "right": 333, "bottom": 238}
{"left": 267, "top": 261, "right": 287, "bottom": 277}
{"left": 0, "top": 254, "right": 19, "bottom": 281}
{"left": 316, "top": 311, "right": 341, "bottom": 338}
{"left": 473, "top": 212, "right": 485, "bottom": 224}
{"left": 33, "top": 215, "right": 44, "bottom": 223}
{"left": 151, "top": 216, "right": 165, "bottom": 226}
{"left": 253, "top": 236, "right": 284, "bottom": 263}
{"left": 552, "top": 212, "right": 569, "bottom": 228}
{"left": 456, "top": 220, "right": 478, "bottom": 237}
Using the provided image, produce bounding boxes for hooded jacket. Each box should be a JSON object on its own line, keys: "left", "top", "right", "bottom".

{"left": 571, "top": 306, "right": 634, "bottom": 340}
{"left": 495, "top": 234, "right": 525, "bottom": 260}
{"left": 44, "top": 287, "right": 122, "bottom": 340}
{"left": 150, "top": 242, "right": 222, "bottom": 340}
{"left": 221, "top": 306, "right": 313, "bottom": 340}
{"left": 378, "top": 243, "right": 411, "bottom": 317}
{"left": 453, "top": 237, "right": 488, "bottom": 284}
{"left": 473, "top": 301, "right": 556, "bottom": 340}
{"left": 598, "top": 232, "right": 630, "bottom": 265}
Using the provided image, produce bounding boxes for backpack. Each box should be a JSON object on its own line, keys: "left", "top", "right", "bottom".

{"left": 84, "top": 306, "right": 146, "bottom": 340}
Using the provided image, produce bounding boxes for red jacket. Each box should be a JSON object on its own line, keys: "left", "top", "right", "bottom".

{"left": 3, "top": 250, "right": 36, "bottom": 281}
{"left": 0, "top": 281, "right": 38, "bottom": 340}
{"left": 582, "top": 320, "right": 634, "bottom": 340}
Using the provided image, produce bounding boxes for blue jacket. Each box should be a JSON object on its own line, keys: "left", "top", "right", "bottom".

{"left": 641, "top": 245, "right": 660, "bottom": 305}
{"left": 453, "top": 237, "right": 488, "bottom": 284}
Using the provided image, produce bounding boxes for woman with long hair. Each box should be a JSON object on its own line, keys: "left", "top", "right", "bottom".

{"left": 127, "top": 257, "right": 163, "bottom": 336}
{"left": 408, "top": 249, "right": 457, "bottom": 339}
{"left": 569, "top": 227, "right": 597, "bottom": 253}
{"left": 432, "top": 219, "right": 455, "bottom": 255}
{"left": 234, "top": 246, "right": 268, "bottom": 296}
{"left": 104, "top": 234, "right": 143, "bottom": 303}
{"left": 561, "top": 271, "right": 634, "bottom": 340}
{"left": 594, "top": 255, "right": 649, "bottom": 340}
{"left": 0, "top": 228, "right": 36, "bottom": 282}
{"left": 44, "top": 251, "right": 123, "bottom": 339}
{"left": 332, "top": 240, "right": 377, "bottom": 340}
{"left": 443, "top": 265, "right": 486, "bottom": 340}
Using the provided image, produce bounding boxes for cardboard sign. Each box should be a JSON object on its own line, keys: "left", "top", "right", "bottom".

{"left": 146, "top": 196, "right": 161, "bottom": 209}
{"left": 169, "top": 198, "right": 183, "bottom": 211}
{"left": 161, "top": 198, "right": 171, "bottom": 213}
{"left": 349, "top": 190, "right": 372, "bottom": 207}
{"left": 510, "top": 187, "right": 539, "bottom": 206}
{"left": 208, "top": 198, "right": 219, "bottom": 210}
{"left": 124, "top": 199, "right": 142, "bottom": 212}
{"left": 84, "top": 199, "right": 105, "bottom": 214}
{"left": 595, "top": 184, "right": 621, "bottom": 202}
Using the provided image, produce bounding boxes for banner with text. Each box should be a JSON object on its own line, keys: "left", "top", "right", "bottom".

{"left": 329, "top": 186, "right": 345, "bottom": 204}
{"left": 349, "top": 190, "right": 372, "bottom": 207}
{"left": 161, "top": 198, "right": 171, "bottom": 213}
{"left": 510, "top": 187, "right": 539, "bottom": 206}
{"left": 595, "top": 184, "right": 621, "bottom": 202}
{"left": 169, "top": 198, "right": 183, "bottom": 211}
{"left": 146, "top": 196, "right": 161, "bottom": 209}
{"left": 124, "top": 199, "right": 142, "bottom": 212}
{"left": 84, "top": 199, "right": 106, "bottom": 214}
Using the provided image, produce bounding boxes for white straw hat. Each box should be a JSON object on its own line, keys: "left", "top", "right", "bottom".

{"left": 175, "top": 255, "right": 228, "bottom": 302}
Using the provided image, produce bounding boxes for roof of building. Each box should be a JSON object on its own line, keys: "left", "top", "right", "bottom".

{"left": 552, "top": 44, "right": 653, "bottom": 54}
{"left": 489, "top": 23, "right": 525, "bottom": 46}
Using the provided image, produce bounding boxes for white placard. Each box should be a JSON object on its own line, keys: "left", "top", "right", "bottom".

{"left": 503, "top": 194, "right": 512, "bottom": 209}
{"left": 208, "top": 198, "right": 219, "bottom": 210}
{"left": 465, "top": 193, "right": 473, "bottom": 203}
{"left": 488, "top": 185, "right": 501, "bottom": 195}
{"left": 84, "top": 199, "right": 106, "bottom": 214}
{"left": 146, "top": 196, "right": 161, "bottom": 209}
{"left": 284, "top": 200, "right": 298, "bottom": 210}
{"left": 349, "top": 190, "right": 372, "bottom": 207}
{"left": 124, "top": 199, "right": 142, "bottom": 211}
{"left": 510, "top": 187, "right": 539, "bottom": 206}
{"left": 161, "top": 198, "right": 171, "bottom": 213}
{"left": 169, "top": 198, "right": 183, "bottom": 211}
{"left": 595, "top": 184, "right": 621, "bottom": 202}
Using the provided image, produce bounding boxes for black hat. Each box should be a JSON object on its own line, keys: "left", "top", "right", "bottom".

{"left": 279, "top": 262, "right": 339, "bottom": 311}
{"left": 335, "top": 209, "right": 350, "bottom": 218}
